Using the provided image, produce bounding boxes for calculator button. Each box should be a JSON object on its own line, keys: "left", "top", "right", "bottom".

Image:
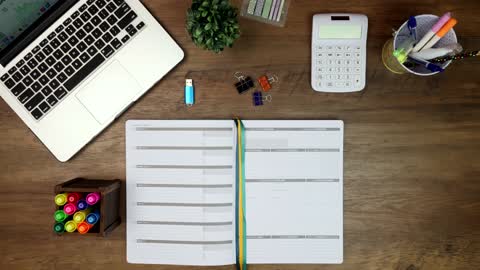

{"left": 354, "top": 67, "right": 361, "bottom": 73}
{"left": 335, "top": 53, "right": 343, "bottom": 58}
{"left": 335, "top": 60, "right": 342, "bottom": 66}
{"left": 354, "top": 60, "right": 361, "bottom": 66}
{"left": 326, "top": 75, "right": 333, "bottom": 80}
{"left": 326, "top": 68, "right": 333, "bottom": 73}
{"left": 335, "top": 82, "right": 345, "bottom": 88}
{"left": 345, "top": 81, "right": 351, "bottom": 88}
{"left": 335, "top": 46, "right": 342, "bottom": 51}
{"left": 345, "top": 52, "right": 352, "bottom": 58}
{"left": 354, "top": 76, "right": 362, "bottom": 87}
{"left": 316, "top": 46, "right": 324, "bottom": 51}
{"left": 317, "top": 52, "right": 324, "bottom": 58}
{"left": 326, "top": 82, "right": 334, "bottom": 88}
{"left": 345, "top": 46, "right": 352, "bottom": 51}
{"left": 317, "top": 67, "right": 324, "bottom": 73}
{"left": 335, "top": 67, "right": 342, "bottom": 73}
{"left": 354, "top": 46, "right": 361, "bottom": 52}
{"left": 327, "top": 53, "right": 334, "bottom": 58}
{"left": 355, "top": 53, "right": 361, "bottom": 58}
{"left": 345, "top": 67, "right": 351, "bottom": 73}
{"left": 326, "top": 46, "right": 334, "bottom": 51}
{"left": 317, "top": 60, "right": 324, "bottom": 66}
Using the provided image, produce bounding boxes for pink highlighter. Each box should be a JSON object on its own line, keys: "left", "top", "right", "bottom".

{"left": 63, "top": 203, "right": 77, "bottom": 215}
{"left": 86, "top": 192, "right": 101, "bottom": 205}
{"left": 412, "top": 12, "right": 451, "bottom": 52}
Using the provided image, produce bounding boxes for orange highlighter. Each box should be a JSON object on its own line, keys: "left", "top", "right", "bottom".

{"left": 421, "top": 18, "right": 457, "bottom": 51}
{"left": 77, "top": 222, "right": 93, "bottom": 234}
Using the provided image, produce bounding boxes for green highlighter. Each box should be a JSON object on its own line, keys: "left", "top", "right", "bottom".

{"left": 54, "top": 210, "right": 69, "bottom": 222}
{"left": 261, "top": 0, "right": 273, "bottom": 18}
{"left": 54, "top": 222, "right": 65, "bottom": 234}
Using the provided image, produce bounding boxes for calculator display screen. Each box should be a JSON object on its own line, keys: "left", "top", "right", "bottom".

{"left": 318, "top": 25, "right": 362, "bottom": 39}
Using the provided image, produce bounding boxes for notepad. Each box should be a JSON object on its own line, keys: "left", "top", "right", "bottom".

{"left": 126, "top": 120, "right": 344, "bottom": 265}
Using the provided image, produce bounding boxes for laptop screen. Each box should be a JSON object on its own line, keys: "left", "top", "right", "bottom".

{"left": 0, "top": 0, "right": 60, "bottom": 53}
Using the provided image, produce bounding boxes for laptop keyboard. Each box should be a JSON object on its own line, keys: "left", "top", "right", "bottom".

{"left": 0, "top": 0, "right": 146, "bottom": 121}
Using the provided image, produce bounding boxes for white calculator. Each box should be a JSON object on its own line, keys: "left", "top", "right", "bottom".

{"left": 311, "top": 14, "right": 368, "bottom": 92}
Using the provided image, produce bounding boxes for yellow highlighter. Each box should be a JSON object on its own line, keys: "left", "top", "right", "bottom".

{"left": 54, "top": 193, "right": 69, "bottom": 206}
{"left": 73, "top": 209, "right": 92, "bottom": 224}
{"left": 64, "top": 221, "right": 77, "bottom": 233}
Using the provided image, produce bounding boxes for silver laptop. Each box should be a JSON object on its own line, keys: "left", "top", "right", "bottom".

{"left": 0, "top": 0, "right": 184, "bottom": 162}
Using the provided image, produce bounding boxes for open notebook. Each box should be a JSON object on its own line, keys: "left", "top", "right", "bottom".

{"left": 126, "top": 120, "right": 344, "bottom": 265}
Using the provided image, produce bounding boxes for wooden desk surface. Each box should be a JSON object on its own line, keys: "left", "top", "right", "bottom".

{"left": 1, "top": 0, "right": 480, "bottom": 269}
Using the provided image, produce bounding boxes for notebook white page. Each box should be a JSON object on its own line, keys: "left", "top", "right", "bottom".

{"left": 242, "top": 120, "right": 344, "bottom": 264}
{"left": 126, "top": 120, "right": 237, "bottom": 265}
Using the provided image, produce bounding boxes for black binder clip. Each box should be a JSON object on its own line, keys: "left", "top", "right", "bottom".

{"left": 234, "top": 72, "right": 254, "bottom": 94}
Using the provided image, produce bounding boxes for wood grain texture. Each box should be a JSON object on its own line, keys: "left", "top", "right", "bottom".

{"left": 1, "top": 0, "right": 480, "bottom": 269}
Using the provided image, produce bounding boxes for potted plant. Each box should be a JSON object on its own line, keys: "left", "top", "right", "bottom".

{"left": 187, "top": 0, "right": 241, "bottom": 53}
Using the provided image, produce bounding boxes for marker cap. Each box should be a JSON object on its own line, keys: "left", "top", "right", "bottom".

{"left": 54, "top": 193, "right": 68, "bottom": 206}
{"left": 64, "top": 221, "right": 77, "bottom": 233}
{"left": 73, "top": 212, "right": 86, "bottom": 224}
{"left": 54, "top": 222, "right": 65, "bottom": 234}
{"left": 431, "top": 12, "right": 452, "bottom": 32}
{"left": 86, "top": 212, "right": 100, "bottom": 225}
{"left": 77, "top": 199, "right": 88, "bottom": 211}
{"left": 63, "top": 203, "right": 77, "bottom": 215}
{"left": 54, "top": 210, "right": 69, "bottom": 222}
{"left": 73, "top": 209, "right": 92, "bottom": 223}
{"left": 86, "top": 192, "right": 101, "bottom": 205}
{"left": 77, "top": 222, "right": 93, "bottom": 234}
{"left": 67, "top": 192, "right": 82, "bottom": 204}
{"left": 436, "top": 18, "right": 457, "bottom": 38}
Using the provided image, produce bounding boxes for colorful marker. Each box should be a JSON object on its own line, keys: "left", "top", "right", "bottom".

{"left": 394, "top": 36, "right": 416, "bottom": 64}
{"left": 73, "top": 209, "right": 92, "bottom": 224}
{"left": 54, "top": 210, "right": 69, "bottom": 222}
{"left": 77, "top": 221, "right": 93, "bottom": 234}
{"left": 54, "top": 193, "right": 69, "bottom": 206}
{"left": 86, "top": 192, "right": 101, "bottom": 205}
{"left": 63, "top": 203, "right": 77, "bottom": 215}
{"left": 54, "top": 222, "right": 65, "bottom": 234}
{"left": 407, "top": 56, "right": 445, "bottom": 73}
{"left": 421, "top": 18, "right": 457, "bottom": 51}
{"left": 408, "top": 16, "right": 417, "bottom": 41}
{"left": 86, "top": 210, "right": 100, "bottom": 225}
{"left": 412, "top": 12, "right": 451, "bottom": 53}
{"left": 77, "top": 199, "right": 88, "bottom": 211}
{"left": 67, "top": 192, "right": 82, "bottom": 204}
{"left": 64, "top": 220, "right": 77, "bottom": 233}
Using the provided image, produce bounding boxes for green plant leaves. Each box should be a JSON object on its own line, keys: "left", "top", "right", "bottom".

{"left": 186, "top": 0, "right": 241, "bottom": 53}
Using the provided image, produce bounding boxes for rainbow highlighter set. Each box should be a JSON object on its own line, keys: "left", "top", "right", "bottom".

{"left": 54, "top": 192, "right": 101, "bottom": 234}
{"left": 53, "top": 178, "right": 122, "bottom": 237}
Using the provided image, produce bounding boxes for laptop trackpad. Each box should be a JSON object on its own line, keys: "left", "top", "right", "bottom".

{"left": 76, "top": 61, "right": 141, "bottom": 124}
